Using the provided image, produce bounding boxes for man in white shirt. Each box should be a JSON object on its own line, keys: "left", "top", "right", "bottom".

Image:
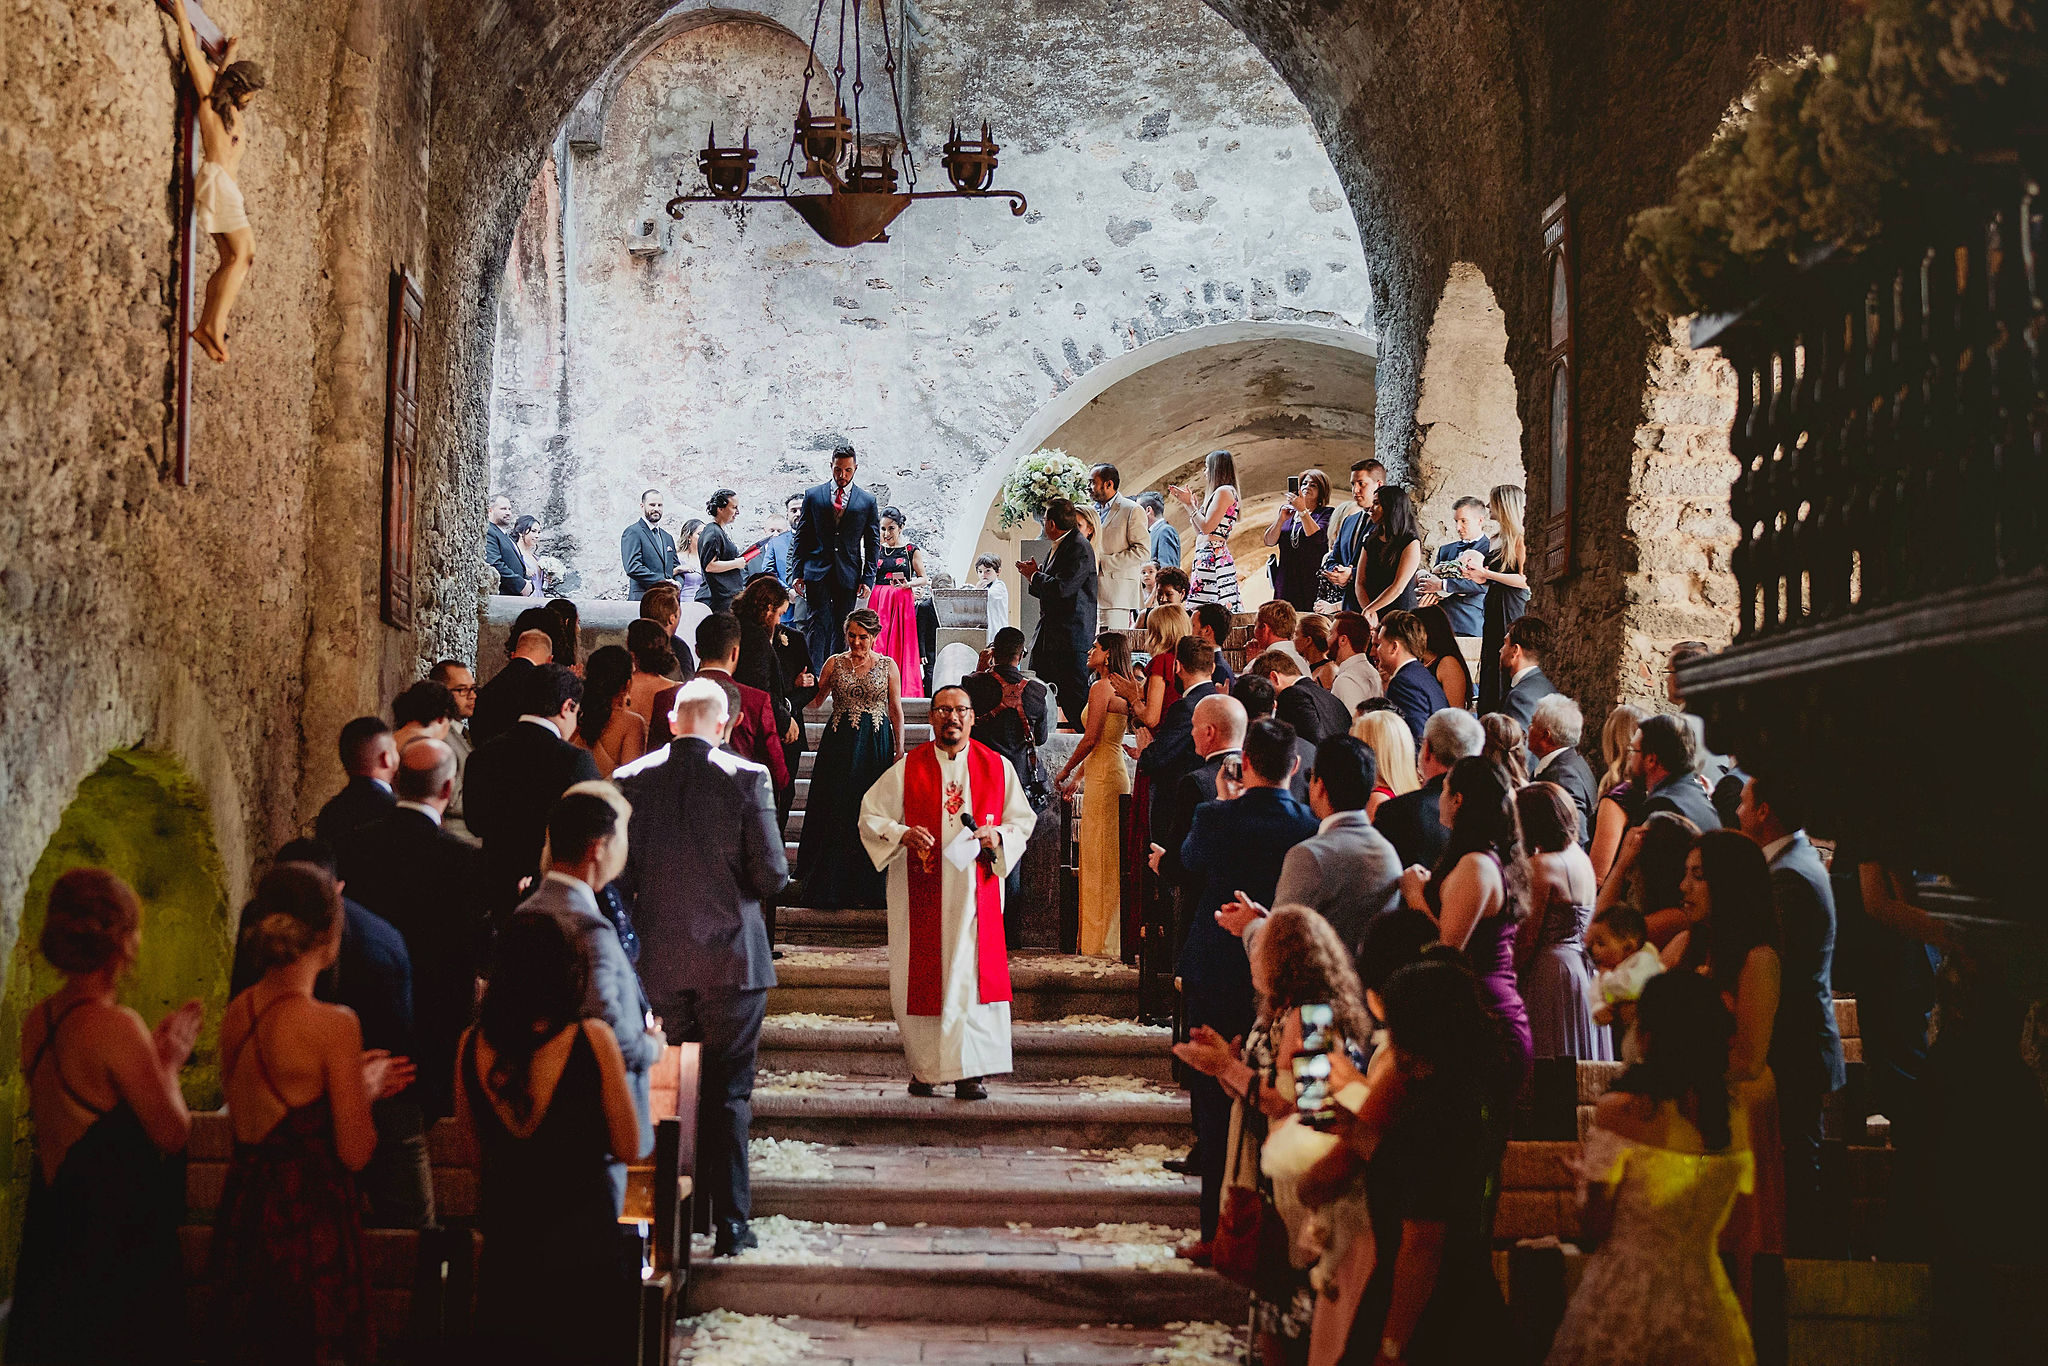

{"left": 1249, "top": 601, "right": 1312, "bottom": 677}
{"left": 1326, "top": 611, "right": 1384, "bottom": 716}
{"left": 1088, "top": 464, "right": 1149, "bottom": 631}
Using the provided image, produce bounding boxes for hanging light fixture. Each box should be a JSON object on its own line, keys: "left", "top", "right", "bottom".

{"left": 666, "top": 0, "right": 1026, "bottom": 248}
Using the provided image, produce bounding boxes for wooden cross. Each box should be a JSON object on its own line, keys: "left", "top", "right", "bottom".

{"left": 154, "top": 0, "right": 224, "bottom": 487}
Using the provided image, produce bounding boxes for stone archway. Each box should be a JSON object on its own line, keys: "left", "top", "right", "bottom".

{"left": 0, "top": 749, "right": 233, "bottom": 1294}
{"left": 1410, "top": 262, "right": 1522, "bottom": 547}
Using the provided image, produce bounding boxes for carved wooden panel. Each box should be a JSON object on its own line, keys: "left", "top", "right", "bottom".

{"left": 381, "top": 266, "right": 423, "bottom": 630}
{"left": 1540, "top": 195, "right": 1576, "bottom": 580}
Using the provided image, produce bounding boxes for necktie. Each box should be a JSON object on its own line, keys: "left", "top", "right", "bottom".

{"left": 834, "top": 484, "right": 846, "bottom": 512}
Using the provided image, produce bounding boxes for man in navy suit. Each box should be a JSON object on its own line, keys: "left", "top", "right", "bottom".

{"left": 1375, "top": 609, "right": 1449, "bottom": 744}
{"left": 793, "top": 445, "right": 881, "bottom": 672}
{"left": 1174, "top": 718, "right": 1318, "bottom": 1250}
{"left": 1737, "top": 769, "right": 1846, "bottom": 1256}
{"left": 1420, "top": 495, "right": 1490, "bottom": 639}
{"left": 1316, "top": 459, "right": 1384, "bottom": 612}
{"left": 760, "top": 492, "right": 804, "bottom": 589}
{"left": 1499, "top": 615, "right": 1561, "bottom": 728}
{"left": 1021, "top": 498, "right": 1098, "bottom": 729}
{"left": 621, "top": 488, "right": 682, "bottom": 601}
{"left": 484, "top": 496, "right": 527, "bottom": 595}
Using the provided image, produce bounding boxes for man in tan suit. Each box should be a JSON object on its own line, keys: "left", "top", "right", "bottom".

{"left": 1088, "top": 463, "right": 1149, "bottom": 632}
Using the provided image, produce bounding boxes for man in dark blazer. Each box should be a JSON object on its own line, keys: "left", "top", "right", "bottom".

{"left": 1151, "top": 693, "right": 1249, "bottom": 953}
{"left": 1228, "top": 674, "right": 1314, "bottom": 806}
{"left": 1253, "top": 651, "right": 1350, "bottom": 746}
{"left": 485, "top": 496, "right": 527, "bottom": 595}
{"left": 1174, "top": 719, "right": 1318, "bottom": 1248}
{"left": 1317, "top": 459, "right": 1383, "bottom": 612}
{"left": 1527, "top": 694, "right": 1598, "bottom": 849}
{"left": 471, "top": 607, "right": 559, "bottom": 746}
{"left": 464, "top": 664, "right": 602, "bottom": 915}
{"left": 1135, "top": 637, "right": 1222, "bottom": 831}
{"left": 1375, "top": 609, "right": 1449, "bottom": 745}
{"left": 621, "top": 488, "right": 682, "bottom": 601}
{"left": 315, "top": 716, "right": 397, "bottom": 847}
{"left": 793, "top": 445, "right": 882, "bottom": 672}
{"left": 1738, "top": 770, "right": 1846, "bottom": 1256}
{"left": 234, "top": 837, "right": 423, "bottom": 1227}
{"left": 335, "top": 741, "right": 489, "bottom": 1137}
{"left": 1499, "top": 616, "right": 1561, "bottom": 729}
{"left": 1633, "top": 712, "right": 1724, "bottom": 831}
{"left": 615, "top": 677, "right": 791, "bottom": 1256}
{"left": 1022, "top": 498, "right": 1099, "bottom": 729}
{"left": 759, "top": 493, "right": 804, "bottom": 589}
{"left": 1376, "top": 707, "right": 1483, "bottom": 868}
{"left": 511, "top": 790, "right": 665, "bottom": 1204}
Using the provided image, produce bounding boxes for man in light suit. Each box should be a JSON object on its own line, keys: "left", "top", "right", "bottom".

{"left": 1528, "top": 694, "right": 1597, "bottom": 849}
{"left": 1088, "top": 464, "right": 1149, "bottom": 631}
{"left": 615, "top": 679, "right": 791, "bottom": 1256}
{"left": 511, "top": 791, "right": 665, "bottom": 1203}
{"left": 1500, "top": 615, "right": 1561, "bottom": 729}
{"left": 484, "top": 495, "right": 527, "bottom": 595}
{"left": 1226, "top": 734, "right": 1402, "bottom": 960}
{"left": 793, "top": 445, "right": 882, "bottom": 672}
{"left": 1021, "top": 498, "right": 1098, "bottom": 729}
{"left": 1138, "top": 491, "right": 1180, "bottom": 572}
{"left": 621, "top": 488, "right": 682, "bottom": 600}
{"left": 1738, "top": 770, "right": 1846, "bottom": 1257}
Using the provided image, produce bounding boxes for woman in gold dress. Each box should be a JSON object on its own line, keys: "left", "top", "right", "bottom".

{"left": 1054, "top": 632, "right": 1135, "bottom": 957}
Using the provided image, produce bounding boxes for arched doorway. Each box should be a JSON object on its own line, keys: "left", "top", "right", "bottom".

{"left": 0, "top": 749, "right": 232, "bottom": 1294}
{"left": 1410, "top": 262, "right": 1521, "bottom": 547}
{"left": 963, "top": 321, "right": 1378, "bottom": 609}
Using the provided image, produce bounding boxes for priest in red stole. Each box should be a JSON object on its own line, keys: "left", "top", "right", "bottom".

{"left": 858, "top": 684, "right": 1037, "bottom": 1099}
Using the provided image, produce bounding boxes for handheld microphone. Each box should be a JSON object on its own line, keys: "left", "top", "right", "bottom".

{"left": 961, "top": 811, "right": 998, "bottom": 869}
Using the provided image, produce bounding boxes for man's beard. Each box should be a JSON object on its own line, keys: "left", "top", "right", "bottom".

{"left": 646, "top": 511, "right": 662, "bottom": 524}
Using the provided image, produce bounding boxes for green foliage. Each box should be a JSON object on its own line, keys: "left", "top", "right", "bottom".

{"left": 0, "top": 750, "right": 232, "bottom": 1296}
{"left": 1628, "top": 0, "right": 2043, "bottom": 318}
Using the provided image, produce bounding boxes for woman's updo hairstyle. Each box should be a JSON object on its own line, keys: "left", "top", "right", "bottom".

{"left": 243, "top": 862, "right": 342, "bottom": 972}
{"left": 40, "top": 869, "right": 142, "bottom": 974}
{"left": 844, "top": 607, "right": 883, "bottom": 638}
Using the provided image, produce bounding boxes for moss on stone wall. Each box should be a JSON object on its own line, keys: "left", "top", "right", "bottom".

{"left": 0, "top": 750, "right": 231, "bottom": 1296}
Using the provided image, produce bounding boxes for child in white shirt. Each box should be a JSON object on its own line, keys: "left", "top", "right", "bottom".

{"left": 1585, "top": 904, "right": 1664, "bottom": 1062}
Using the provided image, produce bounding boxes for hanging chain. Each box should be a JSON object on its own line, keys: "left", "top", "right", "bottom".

{"left": 875, "top": 0, "right": 915, "bottom": 190}
{"left": 782, "top": 0, "right": 832, "bottom": 190}
{"left": 849, "top": 0, "right": 865, "bottom": 173}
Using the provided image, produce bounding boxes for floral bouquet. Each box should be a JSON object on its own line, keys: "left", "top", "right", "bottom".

{"left": 996, "top": 449, "right": 1091, "bottom": 530}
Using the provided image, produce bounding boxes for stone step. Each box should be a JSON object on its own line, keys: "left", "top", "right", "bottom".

{"left": 760, "top": 1015, "right": 1176, "bottom": 1082}
{"left": 748, "top": 1141, "right": 1198, "bottom": 1227}
{"left": 690, "top": 1219, "right": 1241, "bottom": 1326}
{"left": 752, "top": 1076, "right": 1190, "bottom": 1149}
{"left": 807, "top": 721, "right": 934, "bottom": 746}
{"left": 774, "top": 906, "right": 888, "bottom": 948}
{"left": 786, "top": 807, "right": 808, "bottom": 838}
{"left": 767, "top": 947, "right": 1139, "bottom": 1022}
{"left": 673, "top": 1316, "right": 1246, "bottom": 1366}
{"left": 810, "top": 697, "right": 932, "bottom": 723}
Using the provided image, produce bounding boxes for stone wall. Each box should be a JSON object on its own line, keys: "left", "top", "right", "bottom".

{"left": 0, "top": 0, "right": 440, "bottom": 985}
{"left": 485, "top": 0, "right": 1373, "bottom": 595}
{"left": 1410, "top": 263, "right": 1524, "bottom": 548}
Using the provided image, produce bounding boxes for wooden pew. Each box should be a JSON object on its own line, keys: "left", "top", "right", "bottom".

{"left": 181, "top": 1041, "right": 699, "bottom": 1363}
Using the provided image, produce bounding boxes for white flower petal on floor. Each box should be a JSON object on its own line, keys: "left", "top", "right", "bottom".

{"left": 748, "top": 1136, "right": 834, "bottom": 1180}
{"left": 1155, "top": 1320, "right": 1248, "bottom": 1365}
{"left": 675, "top": 1309, "right": 815, "bottom": 1364}
{"left": 756, "top": 1069, "right": 838, "bottom": 1092}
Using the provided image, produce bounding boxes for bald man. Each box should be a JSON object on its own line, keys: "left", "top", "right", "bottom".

{"left": 471, "top": 627, "right": 555, "bottom": 747}
{"left": 1148, "top": 693, "right": 1249, "bottom": 946}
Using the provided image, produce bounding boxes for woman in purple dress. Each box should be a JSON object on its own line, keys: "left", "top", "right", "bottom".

{"left": 1400, "top": 756, "right": 1533, "bottom": 1094}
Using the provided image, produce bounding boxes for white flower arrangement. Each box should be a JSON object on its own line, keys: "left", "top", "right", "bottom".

{"left": 997, "top": 448, "right": 1092, "bottom": 530}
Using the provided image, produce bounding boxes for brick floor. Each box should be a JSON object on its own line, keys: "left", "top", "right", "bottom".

{"left": 754, "top": 1140, "right": 1195, "bottom": 1194}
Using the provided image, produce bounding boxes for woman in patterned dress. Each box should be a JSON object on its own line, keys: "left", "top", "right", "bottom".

{"left": 793, "top": 609, "right": 904, "bottom": 909}
{"left": 1172, "top": 449, "right": 1242, "bottom": 611}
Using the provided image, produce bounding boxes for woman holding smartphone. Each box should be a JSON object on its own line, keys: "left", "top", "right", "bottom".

{"left": 1175, "top": 907, "right": 1372, "bottom": 1366}
{"left": 1264, "top": 469, "right": 1335, "bottom": 612}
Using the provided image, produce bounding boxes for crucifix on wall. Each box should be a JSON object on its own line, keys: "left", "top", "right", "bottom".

{"left": 154, "top": 0, "right": 225, "bottom": 487}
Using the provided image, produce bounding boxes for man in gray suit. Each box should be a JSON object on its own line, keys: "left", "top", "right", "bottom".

{"left": 511, "top": 790, "right": 665, "bottom": 1202}
{"left": 614, "top": 678, "right": 791, "bottom": 1256}
{"left": 1224, "top": 735, "right": 1402, "bottom": 958}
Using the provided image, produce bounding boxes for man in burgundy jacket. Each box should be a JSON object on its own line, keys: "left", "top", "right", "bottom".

{"left": 652, "top": 614, "right": 788, "bottom": 791}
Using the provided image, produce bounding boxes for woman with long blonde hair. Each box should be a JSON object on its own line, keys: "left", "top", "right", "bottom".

{"left": 1590, "top": 703, "right": 1651, "bottom": 883}
{"left": 1351, "top": 708, "right": 1420, "bottom": 819}
{"left": 1461, "top": 485, "right": 1531, "bottom": 714}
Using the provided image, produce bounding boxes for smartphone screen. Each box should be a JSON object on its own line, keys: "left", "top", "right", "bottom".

{"left": 1293, "top": 1052, "right": 1337, "bottom": 1130}
{"left": 1220, "top": 755, "right": 1243, "bottom": 786}
{"left": 1298, "top": 1003, "right": 1336, "bottom": 1055}
{"left": 1287, "top": 476, "right": 1301, "bottom": 495}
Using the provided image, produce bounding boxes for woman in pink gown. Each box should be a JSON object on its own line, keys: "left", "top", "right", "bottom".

{"left": 870, "top": 507, "right": 926, "bottom": 698}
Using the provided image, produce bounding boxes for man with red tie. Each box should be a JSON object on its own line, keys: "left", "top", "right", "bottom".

{"left": 792, "top": 444, "right": 882, "bottom": 674}
{"left": 857, "top": 686, "right": 1036, "bottom": 1100}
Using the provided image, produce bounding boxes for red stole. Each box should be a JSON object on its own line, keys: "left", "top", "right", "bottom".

{"left": 902, "top": 740, "right": 1012, "bottom": 1016}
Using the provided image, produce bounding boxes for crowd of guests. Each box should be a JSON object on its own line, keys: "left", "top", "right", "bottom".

{"left": 10, "top": 626, "right": 796, "bottom": 1361}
